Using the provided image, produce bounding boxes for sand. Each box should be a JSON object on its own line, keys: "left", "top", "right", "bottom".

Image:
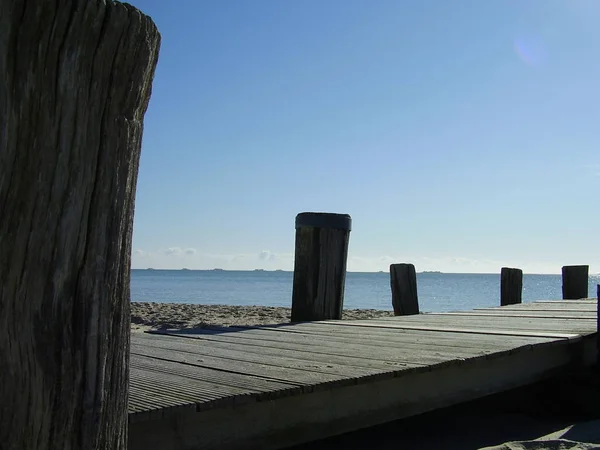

{"left": 130, "top": 301, "right": 395, "bottom": 332}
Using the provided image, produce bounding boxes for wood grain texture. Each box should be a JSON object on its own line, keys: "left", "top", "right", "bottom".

{"left": 291, "top": 214, "right": 351, "bottom": 322}
{"left": 500, "top": 267, "right": 523, "bottom": 306}
{"left": 562, "top": 265, "right": 589, "bottom": 299}
{"left": 0, "top": 1, "right": 160, "bottom": 449}
{"left": 389, "top": 263, "right": 419, "bottom": 315}
{"left": 160, "top": 325, "right": 553, "bottom": 353}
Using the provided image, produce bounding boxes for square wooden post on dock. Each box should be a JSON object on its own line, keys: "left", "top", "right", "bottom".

{"left": 500, "top": 267, "right": 523, "bottom": 306}
{"left": 291, "top": 212, "right": 352, "bottom": 322}
{"left": 390, "top": 263, "right": 419, "bottom": 316}
{"left": 562, "top": 265, "right": 589, "bottom": 299}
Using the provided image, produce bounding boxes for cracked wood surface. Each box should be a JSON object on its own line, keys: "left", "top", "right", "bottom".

{"left": 0, "top": 1, "right": 159, "bottom": 449}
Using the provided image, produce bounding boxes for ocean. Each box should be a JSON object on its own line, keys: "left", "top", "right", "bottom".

{"left": 131, "top": 269, "right": 600, "bottom": 313}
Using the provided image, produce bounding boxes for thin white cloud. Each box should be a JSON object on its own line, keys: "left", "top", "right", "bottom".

{"left": 259, "top": 250, "right": 279, "bottom": 261}
{"left": 165, "top": 247, "right": 182, "bottom": 256}
{"left": 184, "top": 248, "right": 197, "bottom": 255}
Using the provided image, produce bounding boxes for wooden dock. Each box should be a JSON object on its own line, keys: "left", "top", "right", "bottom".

{"left": 128, "top": 299, "right": 598, "bottom": 450}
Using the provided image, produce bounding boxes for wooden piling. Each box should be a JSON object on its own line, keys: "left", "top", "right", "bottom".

{"left": 597, "top": 285, "right": 600, "bottom": 366}
{"left": 562, "top": 265, "right": 589, "bottom": 299}
{"left": 500, "top": 267, "right": 523, "bottom": 306}
{"left": 291, "top": 212, "right": 352, "bottom": 322}
{"left": 0, "top": 2, "right": 160, "bottom": 449}
{"left": 390, "top": 263, "right": 420, "bottom": 316}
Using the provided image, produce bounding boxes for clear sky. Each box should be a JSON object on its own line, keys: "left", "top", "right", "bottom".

{"left": 130, "top": 0, "right": 599, "bottom": 274}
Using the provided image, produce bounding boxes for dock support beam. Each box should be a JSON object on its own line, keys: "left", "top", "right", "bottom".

{"left": 291, "top": 212, "right": 351, "bottom": 322}
{"left": 562, "top": 265, "right": 589, "bottom": 299}
{"left": 390, "top": 263, "right": 420, "bottom": 316}
{"left": 500, "top": 267, "right": 523, "bottom": 306}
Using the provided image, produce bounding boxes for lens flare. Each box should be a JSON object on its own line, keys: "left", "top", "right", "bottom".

{"left": 513, "top": 35, "right": 545, "bottom": 66}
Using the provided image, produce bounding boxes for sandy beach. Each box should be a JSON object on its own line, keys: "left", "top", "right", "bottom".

{"left": 130, "top": 301, "right": 395, "bottom": 332}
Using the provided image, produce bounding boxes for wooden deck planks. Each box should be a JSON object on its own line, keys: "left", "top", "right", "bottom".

{"left": 128, "top": 299, "right": 598, "bottom": 450}
{"left": 158, "top": 326, "right": 552, "bottom": 356}
{"left": 138, "top": 330, "right": 515, "bottom": 372}
{"left": 476, "top": 302, "right": 596, "bottom": 311}
{"left": 323, "top": 314, "right": 596, "bottom": 336}
{"left": 435, "top": 310, "right": 597, "bottom": 319}
{"left": 221, "top": 322, "right": 564, "bottom": 348}
{"left": 134, "top": 332, "right": 427, "bottom": 373}
{"left": 132, "top": 338, "right": 382, "bottom": 383}
{"left": 376, "top": 313, "right": 597, "bottom": 330}
{"left": 318, "top": 320, "right": 583, "bottom": 339}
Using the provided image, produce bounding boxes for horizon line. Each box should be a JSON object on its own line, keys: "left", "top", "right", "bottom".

{"left": 129, "top": 268, "right": 590, "bottom": 276}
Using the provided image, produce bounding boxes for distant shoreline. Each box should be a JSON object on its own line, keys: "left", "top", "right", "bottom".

{"left": 132, "top": 268, "right": 585, "bottom": 276}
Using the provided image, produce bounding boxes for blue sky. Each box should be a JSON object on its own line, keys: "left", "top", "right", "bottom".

{"left": 130, "top": 0, "right": 599, "bottom": 274}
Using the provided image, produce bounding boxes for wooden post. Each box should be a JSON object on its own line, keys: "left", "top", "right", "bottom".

{"left": 562, "top": 265, "right": 589, "bottom": 299}
{"left": 0, "top": 2, "right": 160, "bottom": 449}
{"left": 597, "top": 285, "right": 600, "bottom": 367}
{"left": 291, "top": 212, "right": 351, "bottom": 322}
{"left": 390, "top": 263, "right": 420, "bottom": 315}
{"left": 500, "top": 267, "right": 523, "bottom": 306}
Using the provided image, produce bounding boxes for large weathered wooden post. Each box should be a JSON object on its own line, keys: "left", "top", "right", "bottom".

{"left": 500, "top": 267, "right": 523, "bottom": 306}
{"left": 390, "top": 263, "right": 420, "bottom": 315}
{"left": 0, "top": 1, "right": 160, "bottom": 449}
{"left": 291, "top": 212, "right": 351, "bottom": 322}
{"left": 562, "top": 265, "right": 589, "bottom": 299}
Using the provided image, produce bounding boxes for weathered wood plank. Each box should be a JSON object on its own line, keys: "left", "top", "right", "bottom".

{"left": 131, "top": 354, "right": 299, "bottom": 396}
{"left": 477, "top": 304, "right": 596, "bottom": 312}
{"left": 156, "top": 326, "right": 552, "bottom": 354}
{"left": 370, "top": 315, "right": 596, "bottom": 334}
{"left": 0, "top": 2, "right": 160, "bottom": 449}
{"left": 135, "top": 332, "right": 492, "bottom": 371}
{"left": 194, "top": 321, "right": 562, "bottom": 351}
{"left": 218, "top": 321, "right": 569, "bottom": 348}
{"left": 435, "top": 311, "right": 597, "bottom": 319}
{"left": 318, "top": 320, "right": 582, "bottom": 339}
{"left": 131, "top": 342, "right": 376, "bottom": 384}
{"left": 378, "top": 312, "right": 597, "bottom": 325}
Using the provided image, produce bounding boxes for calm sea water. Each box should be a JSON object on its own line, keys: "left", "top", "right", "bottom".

{"left": 131, "top": 270, "right": 600, "bottom": 313}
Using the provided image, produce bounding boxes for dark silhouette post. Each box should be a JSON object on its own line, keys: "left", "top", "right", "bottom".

{"left": 562, "top": 265, "right": 589, "bottom": 299}
{"left": 597, "top": 285, "right": 600, "bottom": 366}
{"left": 500, "top": 267, "right": 523, "bottom": 306}
{"left": 291, "top": 213, "right": 351, "bottom": 322}
{"left": 0, "top": 1, "right": 160, "bottom": 449}
{"left": 390, "top": 263, "right": 420, "bottom": 315}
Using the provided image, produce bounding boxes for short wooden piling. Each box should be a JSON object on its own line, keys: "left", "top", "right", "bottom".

{"left": 291, "top": 212, "right": 352, "bottom": 322}
{"left": 562, "top": 265, "right": 589, "bottom": 299}
{"left": 500, "top": 267, "right": 523, "bottom": 306}
{"left": 390, "top": 263, "right": 419, "bottom": 316}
